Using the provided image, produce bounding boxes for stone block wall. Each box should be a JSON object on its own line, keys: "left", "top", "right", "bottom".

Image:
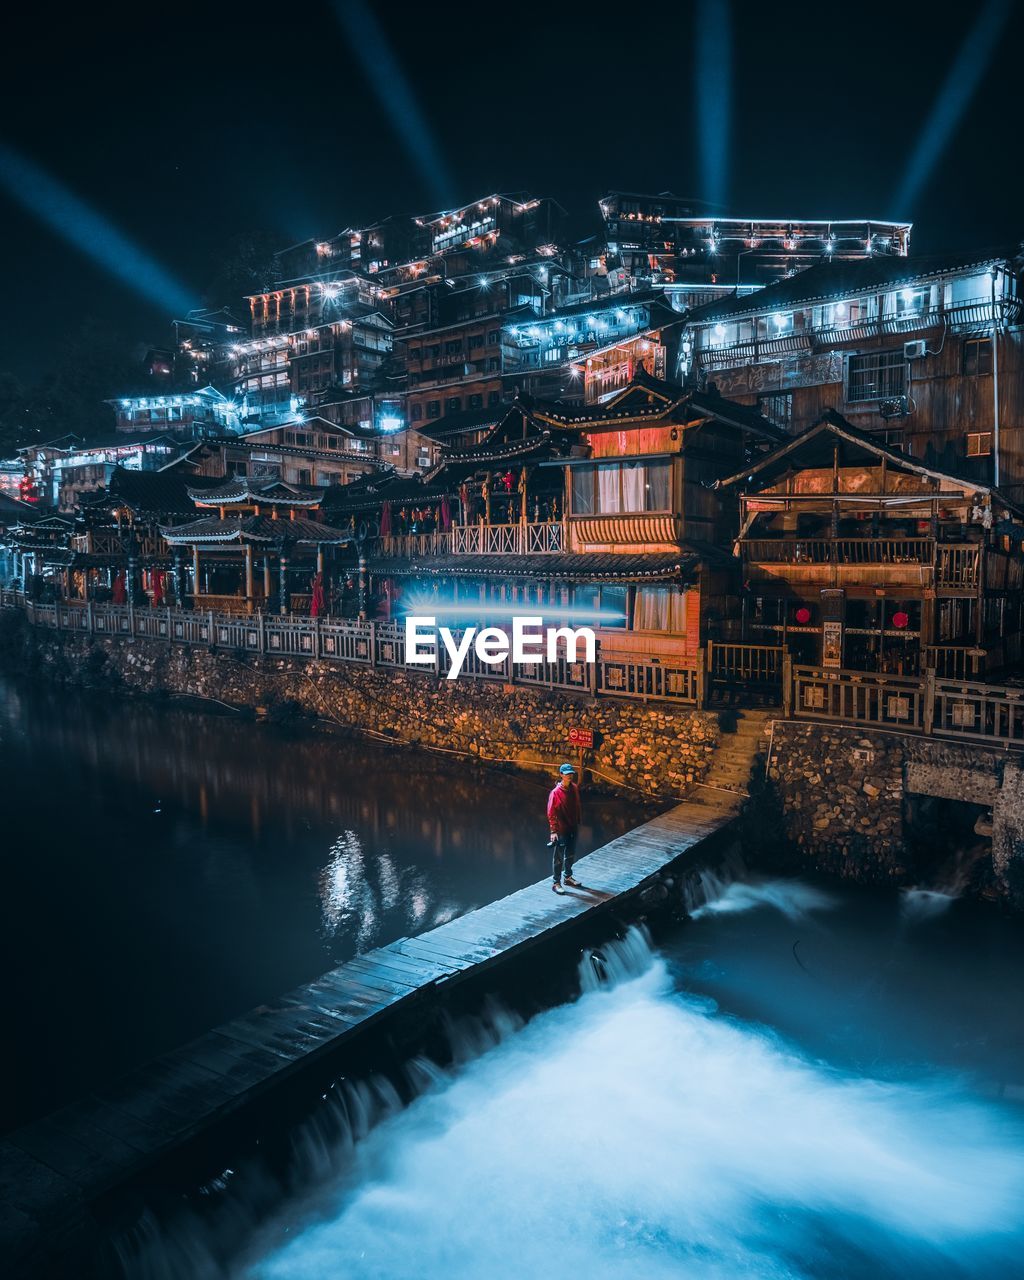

{"left": 766, "top": 721, "right": 1023, "bottom": 903}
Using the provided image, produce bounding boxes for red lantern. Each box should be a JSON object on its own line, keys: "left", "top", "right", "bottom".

{"left": 893, "top": 610, "right": 910, "bottom": 629}
{"left": 794, "top": 606, "right": 812, "bottom": 625}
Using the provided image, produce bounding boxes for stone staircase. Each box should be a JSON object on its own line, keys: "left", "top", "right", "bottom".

{"left": 698, "top": 707, "right": 779, "bottom": 799}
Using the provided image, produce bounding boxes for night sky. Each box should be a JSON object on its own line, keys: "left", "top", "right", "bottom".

{"left": 2, "top": 0, "right": 1022, "bottom": 378}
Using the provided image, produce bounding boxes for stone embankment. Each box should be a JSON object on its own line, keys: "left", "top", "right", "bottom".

{"left": 765, "top": 721, "right": 1024, "bottom": 905}
{"left": 0, "top": 615, "right": 719, "bottom": 799}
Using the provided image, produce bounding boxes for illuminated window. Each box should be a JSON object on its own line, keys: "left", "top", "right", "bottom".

{"left": 570, "top": 460, "right": 671, "bottom": 514}
{"left": 895, "top": 287, "right": 929, "bottom": 315}
{"left": 966, "top": 432, "right": 993, "bottom": 457}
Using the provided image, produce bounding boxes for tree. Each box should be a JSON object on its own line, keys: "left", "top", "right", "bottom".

{"left": 203, "top": 230, "right": 280, "bottom": 315}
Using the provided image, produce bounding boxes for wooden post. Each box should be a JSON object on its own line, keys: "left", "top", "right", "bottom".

{"left": 782, "top": 652, "right": 794, "bottom": 718}
{"left": 192, "top": 546, "right": 200, "bottom": 609}
{"left": 695, "top": 645, "right": 707, "bottom": 707}
{"left": 244, "top": 544, "right": 254, "bottom": 615}
{"left": 923, "top": 667, "right": 936, "bottom": 735}
{"left": 263, "top": 555, "right": 271, "bottom": 606}
{"left": 369, "top": 618, "right": 377, "bottom": 669}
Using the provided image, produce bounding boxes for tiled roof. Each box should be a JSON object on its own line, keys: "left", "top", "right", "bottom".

{"left": 159, "top": 515, "right": 352, "bottom": 545}
{"left": 321, "top": 474, "right": 457, "bottom": 513}
{"left": 98, "top": 467, "right": 223, "bottom": 514}
{"left": 186, "top": 478, "right": 325, "bottom": 506}
{"left": 364, "top": 551, "right": 700, "bottom": 582}
{"left": 716, "top": 408, "right": 1024, "bottom": 517}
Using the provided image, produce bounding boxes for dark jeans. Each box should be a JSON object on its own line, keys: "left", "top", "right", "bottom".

{"left": 552, "top": 829, "right": 578, "bottom": 883}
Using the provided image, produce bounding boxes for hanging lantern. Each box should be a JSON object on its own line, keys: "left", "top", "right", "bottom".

{"left": 892, "top": 610, "right": 910, "bottom": 629}
{"left": 794, "top": 606, "right": 812, "bottom": 625}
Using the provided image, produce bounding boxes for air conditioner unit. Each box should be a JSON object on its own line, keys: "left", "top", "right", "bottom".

{"left": 904, "top": 340, "right": 927, "bottom": 359}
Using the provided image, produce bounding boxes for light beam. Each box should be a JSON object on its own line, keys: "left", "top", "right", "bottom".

{"left": 891, "top": 0, "right": 1013, "bottom": 216}
{"left": 333, "top": 1, "right": 456, "bottom": 209}
{"left": 695, "top": 0, "right": 732, "bottom": 211}
{"left": 0, "top": 143, "right": 197, "bottom": 316}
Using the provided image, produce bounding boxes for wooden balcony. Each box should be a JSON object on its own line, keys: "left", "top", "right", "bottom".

{"left": 741, "top": 538, "right": 980, "bottom": 591}
{"left": 376, "top": 522, "right": 565, "bottom": 558}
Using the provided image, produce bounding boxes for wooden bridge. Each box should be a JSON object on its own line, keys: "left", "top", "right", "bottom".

{"left": 0, "top": 790, "right": 740, "bottom": 1278}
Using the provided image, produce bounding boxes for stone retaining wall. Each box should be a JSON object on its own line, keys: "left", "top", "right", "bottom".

{"left": 0, "top": 614, "right": 718, "bottom": 799}
{"left": 766, "top": 720, "right": 1023, "bottom": 905}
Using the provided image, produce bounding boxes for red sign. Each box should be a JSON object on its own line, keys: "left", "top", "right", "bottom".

{"left": 568, "top": 727, "right": 594, "bottom": 748}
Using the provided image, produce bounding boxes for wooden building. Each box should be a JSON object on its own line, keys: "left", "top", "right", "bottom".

{"left": 160, "top": 477, "right": 353, "bottom": 615}
{"left": 337, "top": 370, "right": 782, "bottom": 671}
{"left": 686, "top": 249, "right": 1024, "bottom": 501}
{"left": 717, "top": 411, "right": 1024, "bottom": 679}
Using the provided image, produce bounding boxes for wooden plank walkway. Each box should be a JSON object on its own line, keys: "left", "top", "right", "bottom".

{"left": 0, "top": 790, "right": 739, "bottom": 1276}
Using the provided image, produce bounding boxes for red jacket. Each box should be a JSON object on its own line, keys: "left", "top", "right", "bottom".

{"left": 547, "top": 781, "right": 582, "bottom": 835}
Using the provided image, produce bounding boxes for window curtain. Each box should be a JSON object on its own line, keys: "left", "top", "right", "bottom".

{"left": 633, "top": 587, "right": 687, "bottom": 632}
{"left": 597, "top": 464, "right": 621, "bottom": 513}
{"left": 645, "top": 461, "right": 670, "bottom": 511}
{"left": 621, "top": 462, "right": 644, "bottom": 511}
{"left": 572, "top": 467, "right": 595, "bottom": 515}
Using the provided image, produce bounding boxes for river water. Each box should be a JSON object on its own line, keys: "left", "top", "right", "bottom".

{"left": 0, "top": 678, "right": 648, "bottom": 1133}
{"left": 236, "top": 881, "right": 1024, "bottom": 1280}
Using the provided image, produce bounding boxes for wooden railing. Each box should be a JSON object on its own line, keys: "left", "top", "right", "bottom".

{"left": 788, "top": 662, "right": 1024, "bottom": 748}
{"left": 743, "top": 539, "right": 980, "bottom": 589}
{"left": 0, "top": 592, "right": 698, "bottom": 706}
{"left": 708, "top": 641, "right": 784, "bottom": 685}
{"left": 375, "top": 521, "right": 565, "bottom": 559}
{"left": 10, "top": 589, "right": 1023, "bottom": 741}
{"left": 699, "top": 297, "right": 1024, "bottom": 369}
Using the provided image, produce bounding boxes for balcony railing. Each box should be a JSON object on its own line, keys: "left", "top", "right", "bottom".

{"left": 742, "top": 538, "right": 980, "bottom": 589}
{"left": 698, "top": 297, "right": 1024, "bottom": 369}
{"left": 789, "top": 663, "right": 1024, "bottom": 748}
{"left": 376, "top": 521, "right": 565, "bottom": 558}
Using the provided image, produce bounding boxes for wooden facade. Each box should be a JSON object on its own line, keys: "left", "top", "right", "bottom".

{"left": 689, "top": 250, "right": 1024, "bottom": 503}
{"left": 329, "top": 371, "right": 785, "bottom": 666}
{"left": 718, "top": 412, "right": 1024, "bottom": 679}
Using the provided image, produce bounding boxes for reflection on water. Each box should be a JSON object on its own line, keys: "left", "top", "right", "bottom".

{"left": 0, "top": 678, "right": 649, "bottom": 1133}
{"left": 244, "top": 920, "right": 1024, "bottom": 1280}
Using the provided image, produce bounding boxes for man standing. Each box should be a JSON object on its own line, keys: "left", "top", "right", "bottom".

{"left": 548, "top": 763, "right": 583, "bottom": 894}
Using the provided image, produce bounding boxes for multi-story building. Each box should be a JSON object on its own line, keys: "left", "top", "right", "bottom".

{"left": 718, "top": 410, "right": 1024, "bottom": 681}
{"left": 320, "top": 370, "right": 783, "bottom": 678}
{"left": 501, "top": 291, "right": 683, "bottom": 402}
{"left": 414, "top": 194, "right": 566, "bottom": 261}
{"left": 107, "top": 386, "right": 239, "bottom": 437}
{"left": 173, "top": 307, "right": 247, "bottom": 387}
{"left": 685, "top": 248, "right": 1024, "bottom": 499}
{"left": 18, "top": 432, "right": 194, "bottom": 509}
{"left": 600, "top": 192, "right": 910, "bottom": 302}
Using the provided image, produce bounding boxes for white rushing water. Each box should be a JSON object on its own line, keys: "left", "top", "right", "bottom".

{"left": 243, "top": 923, "right": 1024, "bottom": 1280}
{"left": 688, "top": 874, "right": 839, "bottom": 921}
